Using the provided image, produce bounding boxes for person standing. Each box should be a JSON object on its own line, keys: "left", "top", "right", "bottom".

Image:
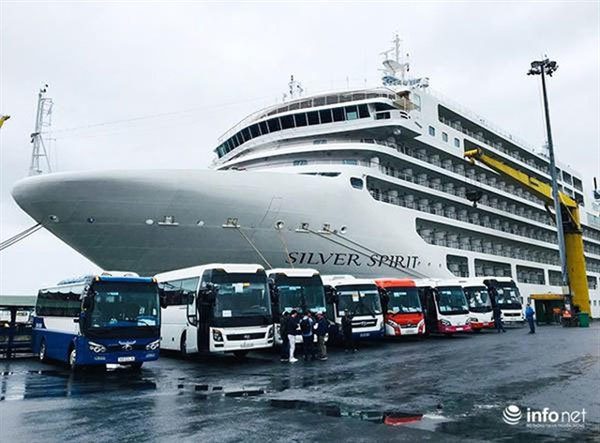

{"left": 341, "top": 310, "right": 356, "bottom": 352}
{"left": 493, "top": 304, "right": 506, "bottom": 333}
{"left": 315, "top": 312, "right": 328, "bottom": 361}
{"left": 525, "top": 303, "right": 536, "bottom": 334}
{"left": 300, "top": 311, "right": 315, "bottom": 361}
{"left": 280, "top": 311, "right": 289, "bottom": 362}
{"left": 286, "top": 310, "right": 299, "bottom": 363}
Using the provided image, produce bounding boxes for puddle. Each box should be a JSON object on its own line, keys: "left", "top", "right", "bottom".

{"left": 269, "top": 399, "right": 426, "bottom": 427}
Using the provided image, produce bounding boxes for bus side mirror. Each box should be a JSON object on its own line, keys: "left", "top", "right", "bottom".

{"left": 82, "top": 297, "right": 92, "bottom": 311}
{"left": 325, "top": 288, "right": 338, "bottom": 304}
{"left": 187, "top": 314, "right": 198, "bottom": 326}
{"left": 159, "top": 293, "right": 168, "bottom": 309}
{"left": 199, "top": 285, "right": 216, "bottom": 303}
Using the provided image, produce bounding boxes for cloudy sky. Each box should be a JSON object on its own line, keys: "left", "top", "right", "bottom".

{"left": 1, "top": 1, "right": 599, "bottom": 294}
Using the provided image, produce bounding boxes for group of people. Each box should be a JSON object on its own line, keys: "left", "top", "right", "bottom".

{"left": 280, "top": 310, "right": 329, "bottom": 363}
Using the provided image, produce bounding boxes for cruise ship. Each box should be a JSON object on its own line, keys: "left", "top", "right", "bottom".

{"left": 12, "top": 38, "right": 600, "bottom": 318}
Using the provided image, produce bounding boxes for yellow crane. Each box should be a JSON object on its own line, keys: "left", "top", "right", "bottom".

{"left": 464, "top": 147, "right": 590, "bottom": 314}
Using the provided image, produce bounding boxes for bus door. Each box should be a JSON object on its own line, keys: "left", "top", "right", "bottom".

{"left": 196, "top": 288, "right": 214, "bottom": 351}
{"left": 185, "top": 289, "right": 199, "bottom": 353}
{"left": 420, "top": 287, "right": 438, "bottom": 332}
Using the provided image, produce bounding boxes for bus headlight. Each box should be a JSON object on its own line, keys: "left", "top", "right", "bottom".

{"left": 466, "top": 318, "right": 474, "bottom": 324}
{"left": 213, "top": 329, "right": 224, "bottom": 342}
{"left": 145, "top": 339, "right": 161, "bottom": 350}
{"left": 440, "top": 319, "right": 451, "bottom": 327}
{"left": 88, "top": 341, "right": 106, "bottom": 353}
{"left": 267, "top": 326, "right": 274, "bottom": 339}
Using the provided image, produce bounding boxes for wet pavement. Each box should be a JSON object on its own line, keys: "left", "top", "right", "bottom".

{"left": 1, "top": 325, "right": 599, "bottom": 442}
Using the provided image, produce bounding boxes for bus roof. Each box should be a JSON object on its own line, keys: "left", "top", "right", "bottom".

{"left": 374, "top": 278, "right": 416, "bottom": 289}
{"left": 155, "top": 263, "right": 265, "bottom": 282}
{"left": 414, "top": 278, "right": 464, "bottom": 288}
{"left": 267, "top": 268, "right": 320, "bottom": 278}
{"left": 323, "top": 277, "right": 376, "bottom": 288}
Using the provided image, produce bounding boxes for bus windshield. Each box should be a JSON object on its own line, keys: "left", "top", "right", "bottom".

{"left": 88, "top": 281, "right": 160, "bottom": 330}
{"left": 212, "top": 272, "right": 272, "bottom": 318}
{"left": 436, "top": 286, "right": 469, "bottom": 314}
{"left": 337, "top": 285, "right": 382, "bottom": 316}
{"left": 493, "top": 283, "right": 522, "bottom": 309}
{"left": 385, "top": 287, "right": 422, "bottom": 313}
{"left": 463, "top": 286, "right": 492, "bottom": 312}
{"left": 275, "top": 275, "right": 326, "bottom": 314}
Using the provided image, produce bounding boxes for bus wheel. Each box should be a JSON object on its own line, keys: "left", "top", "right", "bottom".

{"left": 39, "top": 339, "right": 47, "bottom": 362}
{"left": 68, "top": 346, "right": 78, "bottom": 371}
{"left": 129, "top": 362, "right": 143, "bottom": 371}
{"left": 180, "top": 333, "right": 188, "bottom": 358}
{"left": 233, "top": 350, "right": 248, "bottom": 359}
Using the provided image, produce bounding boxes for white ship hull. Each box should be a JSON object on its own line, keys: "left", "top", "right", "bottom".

{"left": 12, "top": 169, "right": 443, "bottom": 278}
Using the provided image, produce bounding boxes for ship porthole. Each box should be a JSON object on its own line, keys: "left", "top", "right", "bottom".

{"left": 48, "top": 214, "right": 59, "bottom": 223}
{"left": 339, "top": 225, "right": 348, "bottom": 235}
{"left": 145, "top": 219, "right": 154, "bottom": 225}
{"left": 275, "top": 220, "right": 285, "bottom": 230}
{"left": 197, "top": 220, "right": 205, "bottom": 227}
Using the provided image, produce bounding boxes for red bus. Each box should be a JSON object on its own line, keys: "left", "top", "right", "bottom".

{"left": 375, "top": 279, "right": 425, "bottom": 337}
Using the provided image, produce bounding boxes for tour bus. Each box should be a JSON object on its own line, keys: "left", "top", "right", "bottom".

{"left": 453, "top": 278, "right": 495, "bottom": 331}
{"left": 483, "top": 277, "right": 525, "bottom": 324}
{"left": 415, "top": 279, "right": 472, "bottom": 334}
{"left": 374, "top": 278, "right": 426, "bottom": 336}
{"left": 322, "top": 276, "right": 384, "bottom": 340}
{"left": 33, "top": 272, "right": 161, "bottom": 370}
{"left": 267, "top": 268, "right": 327, "bottom": 344}
{"left": 156, "top": 264, "right": 274, "bottom": 358}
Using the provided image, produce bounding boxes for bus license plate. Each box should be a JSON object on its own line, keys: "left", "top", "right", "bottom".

{"left": 360, "top": 333, "right": 370, "bottom": 337}
{"left": 118, "top": 356, "right": 135, "bottom": 363}
{"left": 456, "top": 327, "right": 463, "bottom": 331}
{"left": 241, "top": 342, "right": 254, "bottom": 348}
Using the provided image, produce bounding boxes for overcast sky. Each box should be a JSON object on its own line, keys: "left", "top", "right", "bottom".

{"left": 1, "top": 1, "right": 599, "bottom": 294}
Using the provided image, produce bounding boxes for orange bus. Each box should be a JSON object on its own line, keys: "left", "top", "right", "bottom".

{"left": 375, "top": 279, "right": 426, "bottom": 337}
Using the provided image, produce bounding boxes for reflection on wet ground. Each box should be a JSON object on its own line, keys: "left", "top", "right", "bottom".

{"left": 1, "top": 325, "right": 599, "bottom": 442}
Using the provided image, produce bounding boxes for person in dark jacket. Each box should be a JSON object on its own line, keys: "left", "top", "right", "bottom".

{"left": 286, "top": 310, "right": 300, "bottom": 363}
{"left": 315, "top": 312, "right": 328, "bottom": 360}
{"left": 341, "top": 310, "right": 357, "bottom": 352}
{"left": 525, "top": 303, "right": 535, "bottom": 334}
{"left": 493, "top": 304, "right": 506, "bottom": 333}
{"left": 280, "top": 311, "right": 289, "bottom": 362}
{"left": 300, "top": 311, "right": 315, "bottom": 361}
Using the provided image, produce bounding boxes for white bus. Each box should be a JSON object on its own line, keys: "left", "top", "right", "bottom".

{"left": 483, "top": 277, "right": 524, "bottom": 324}
{"left": 267, "top": 268, "right": 326, "bottom": 344}
{"left": 452, "top": 278, "right": 495, "bottom": 331}
{"left": 322, "top": 276, "right": 384, "bottom": 341}
{"left": 415, "top": 279, "right": 472, "bottom": 334}
{"left": 156, "top": 264, "right": 274, "bottom": 358}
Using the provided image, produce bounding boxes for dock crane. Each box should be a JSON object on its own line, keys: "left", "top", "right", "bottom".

{"left": 464, "top": 147, "right": 590, "bottom": 314}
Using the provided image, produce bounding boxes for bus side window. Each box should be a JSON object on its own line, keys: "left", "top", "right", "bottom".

{"left": 180, "top": 278, "right": 200, "bottom": 305}
{"left": 161, "top": 280, "right": 183, "bottom": 306}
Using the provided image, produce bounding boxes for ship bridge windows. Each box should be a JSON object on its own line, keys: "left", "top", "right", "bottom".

{"left": 307, "top": 111, "right": 320, "bottom": 125}
{"left": 319, "top": 109, "right": 333, "bottom": 124}
{"left": 346, "top": 106, "right": 359, "bottom": 120}
{"left": 376, "top": 112, "right": 391, "bottom": 120}
{"left": 280, "top": 115, "right": 294, "bottom": 130}
{"left": 216, "top": 103, "right": 373, "bottom": 158}
{"left": 350, "top": 177, "right": 364, "bottom": 189}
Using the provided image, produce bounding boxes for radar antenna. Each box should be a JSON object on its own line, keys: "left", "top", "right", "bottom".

{"left": 286, "top": 75, "right": 304, "bottom": 101}
{"left": 29, "top": 84, "right": 53, "bottom": 176}
{"left": 379, "top": 34, "right": 428, "bottom": 88}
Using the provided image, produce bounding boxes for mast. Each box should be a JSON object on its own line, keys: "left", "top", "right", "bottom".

{"left": 29, "top": 84, "right": 53, "bottom": 176}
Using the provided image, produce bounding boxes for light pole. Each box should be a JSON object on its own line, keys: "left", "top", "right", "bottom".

{"left": 527, "top": 58, "right": 570, "bottom": 299}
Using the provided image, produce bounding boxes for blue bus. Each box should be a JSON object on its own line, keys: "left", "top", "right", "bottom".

{"left": 33, "top": 273, "right": 161, "bottom": 370}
